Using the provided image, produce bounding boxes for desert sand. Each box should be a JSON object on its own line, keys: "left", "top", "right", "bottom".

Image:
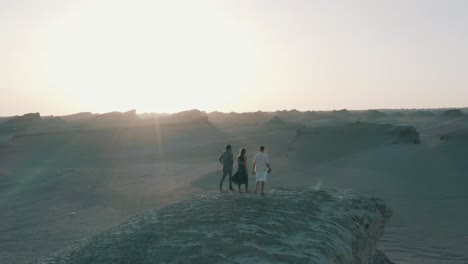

{"left": 1, "top": 108, "right": 468, "bottom": 263}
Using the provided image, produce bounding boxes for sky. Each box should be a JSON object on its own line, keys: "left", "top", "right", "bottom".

{"left": 1, "top": 0, "right": 468, "bottom": 116}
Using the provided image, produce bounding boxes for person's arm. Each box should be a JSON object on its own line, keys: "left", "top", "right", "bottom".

{"left": 252, "top": 156, "right": 256, "bottom": 175}
{"left": 219, "top": 153, "right": 224, "bottom": 165}
{"left": 266, "top": 156, "right": 272, "bottom": 173}
{"left": 245, "top": 158, "right": 249, "bottom": 175}
{"left": 229, "top": 152, "right": 234, "bottom": 166}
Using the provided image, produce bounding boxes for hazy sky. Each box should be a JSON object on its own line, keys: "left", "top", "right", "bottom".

{"left": 1, "top": 0, "right": 468, "bottom": 116}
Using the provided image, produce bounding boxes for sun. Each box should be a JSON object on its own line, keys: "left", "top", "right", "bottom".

{"left": 38, "top": 0, "right": 260, "bottom": 113}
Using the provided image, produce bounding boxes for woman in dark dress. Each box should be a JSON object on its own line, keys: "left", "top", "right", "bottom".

{"left": 232, "top": 148, "right": 249, "bottom": 192}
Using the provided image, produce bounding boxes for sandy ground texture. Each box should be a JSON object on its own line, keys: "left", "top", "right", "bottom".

{"left": 34, "top": 188, "right": 393, "bottom": 264}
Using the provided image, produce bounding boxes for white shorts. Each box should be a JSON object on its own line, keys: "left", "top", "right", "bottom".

{"left": 256, "top": 170, "right": 268, "bottom": 182}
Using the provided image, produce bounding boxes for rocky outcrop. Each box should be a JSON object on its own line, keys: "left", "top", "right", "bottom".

{"left": 274, "top": 109, "right": 304, "bottom": 123}
{"left": 42, "top": 116, "right": 65, "bottom": 125}
{"left": 441, "top": 109, "right": 464, "bottom": 119}
{"left": 162, "top": 109, "right": 208, "bottom": 124}
{"left": 77, "top": 110, "right": 139, "bottom": 128}
{"left": 362, "top": 110, "right": 386, "bottom": 120}
{"left": 34, "top": 188, "right": 393, "bottom": 264}
{"left": 386, "top": 126, "right": 421, "bottom": 144}
{"left": 5, "top": 113, "right": 42, "bottom": 126}
{"left": 0, "top": 113, "right": 67, "bottom": 135}
{"left": 138, "top": 112, "right": 169, "bottom": 120}
{"left": 333, "top": 109, "right": 354, "bottom": 118}
{"left": 91, "top": 110, "right": 137, "bottom": 122}
{"left": 265, "top": 116, "right": 288, "bottom": 127}
{"left": 60, "top": 112, "right": 94, "bottom": 122}
{"left": 0, "top": 113, "right": 43, "bottom": 134}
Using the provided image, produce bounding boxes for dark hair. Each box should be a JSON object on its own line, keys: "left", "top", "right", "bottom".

{"left": 226, "top": 144, "right": 231, "bottom": 150}
{"left": 238, "top": 148, "right": 246, "bottom": 161}
{"left": 260, "top": 146, "right": 265, "bottom": 151}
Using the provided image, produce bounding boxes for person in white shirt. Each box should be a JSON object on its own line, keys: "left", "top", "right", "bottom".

{"left": 252, "top": 146, "right": 272, "bottom": 195}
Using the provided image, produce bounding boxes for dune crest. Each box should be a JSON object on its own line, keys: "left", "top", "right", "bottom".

{"left": 34, "top": 188, "right": 393, "bottom": 264}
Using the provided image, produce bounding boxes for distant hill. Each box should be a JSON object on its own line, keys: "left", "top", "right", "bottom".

{"left": 161, "top": 109, "right": 208, "bottom": 124}
{"left": 291, "top": 122, "right": 420, "bottom": 164}
{"left": 207, "top": 111, "right": 271, "bottom": 128}
{"left": 138, "top": 112, "right": 169, "bottom": 119}
{"left": 362, "top": 110, "right": 386, "bottom": 120}
{"left": 91, "top": 109, "right": 137, "bottom": 122}
{"left": 42, "top": 116, "right": 66, "bottom": 125}
{"left": 6, "top": 113, "right": 42, "bottom": 126}
{"left": 407, "top": 110, "right": 435, "bottom": 118}
{"left": 66, "top": 110, "right": 140, "bottom": 128}
{"left": 0, "top": 116, "right": 15, "bottom": 123}
{"left": 264, "top": 116, "right": 287, "bottom": 127}
{"left": 0, "top": 113, "right": 43, "bottom": 135}
{"left": 333, "top": 109, "right": 353, "bottom": 118}
{"left": 0, "top": 113, "right": 69, "bottom": 137}
{"left": 60, "top": 112, "right": 94, "bottom": 122}
{"left": 441, "top": 109, "right": 464, "bottom": 119}
{"left": 273, "top": 109, "right": 304, "bottom": 123}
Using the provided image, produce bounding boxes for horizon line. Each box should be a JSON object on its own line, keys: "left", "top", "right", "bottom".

{"left": 2, "top": 106, "right": 468, "bottom": 117}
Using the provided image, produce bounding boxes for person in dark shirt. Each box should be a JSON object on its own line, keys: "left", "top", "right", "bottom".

{"left": 218, "top": 144, "right": 234, "bottom": 192}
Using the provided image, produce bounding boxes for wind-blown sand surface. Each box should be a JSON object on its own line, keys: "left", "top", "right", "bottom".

{"left": 1, "top": 109, "right": 468, "bottom": 263}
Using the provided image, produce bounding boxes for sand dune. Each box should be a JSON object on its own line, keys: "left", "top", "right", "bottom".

{"left": 0, "top": 119, "right": 222, "bottom": 166}
{"left": 289, "top": 122, "right": 420, "bottom": 165}
{"left": 1, "top": 109, "right": 468, "bottom": 263}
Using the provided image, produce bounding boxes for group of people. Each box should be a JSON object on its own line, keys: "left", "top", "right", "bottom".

{"left": 218, "top": 144, "right": 272, "bottom": 195}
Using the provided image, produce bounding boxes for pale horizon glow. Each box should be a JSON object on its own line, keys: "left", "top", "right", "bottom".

{"left": 1, "top": 0, "right": 468, "bottom": 116}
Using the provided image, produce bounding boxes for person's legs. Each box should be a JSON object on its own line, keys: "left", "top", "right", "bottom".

{"left": 260, "top": 181, "right": 265, "bottom": 195}
{"left": 255, "top": 181, "right": 259, "bottom": 194}
{"left": 238, "top": 184, "right": 241, "bottom": 193}
{"left": 219, "top": 170, "right": 228, "bottom": 192}
{"left": 228, "top": 170, "right": 234, "bottom": 190}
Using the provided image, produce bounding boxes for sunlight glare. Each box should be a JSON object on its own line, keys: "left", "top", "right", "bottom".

{"left": 39, "top": 0, "right": 259, "bottom": 113}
